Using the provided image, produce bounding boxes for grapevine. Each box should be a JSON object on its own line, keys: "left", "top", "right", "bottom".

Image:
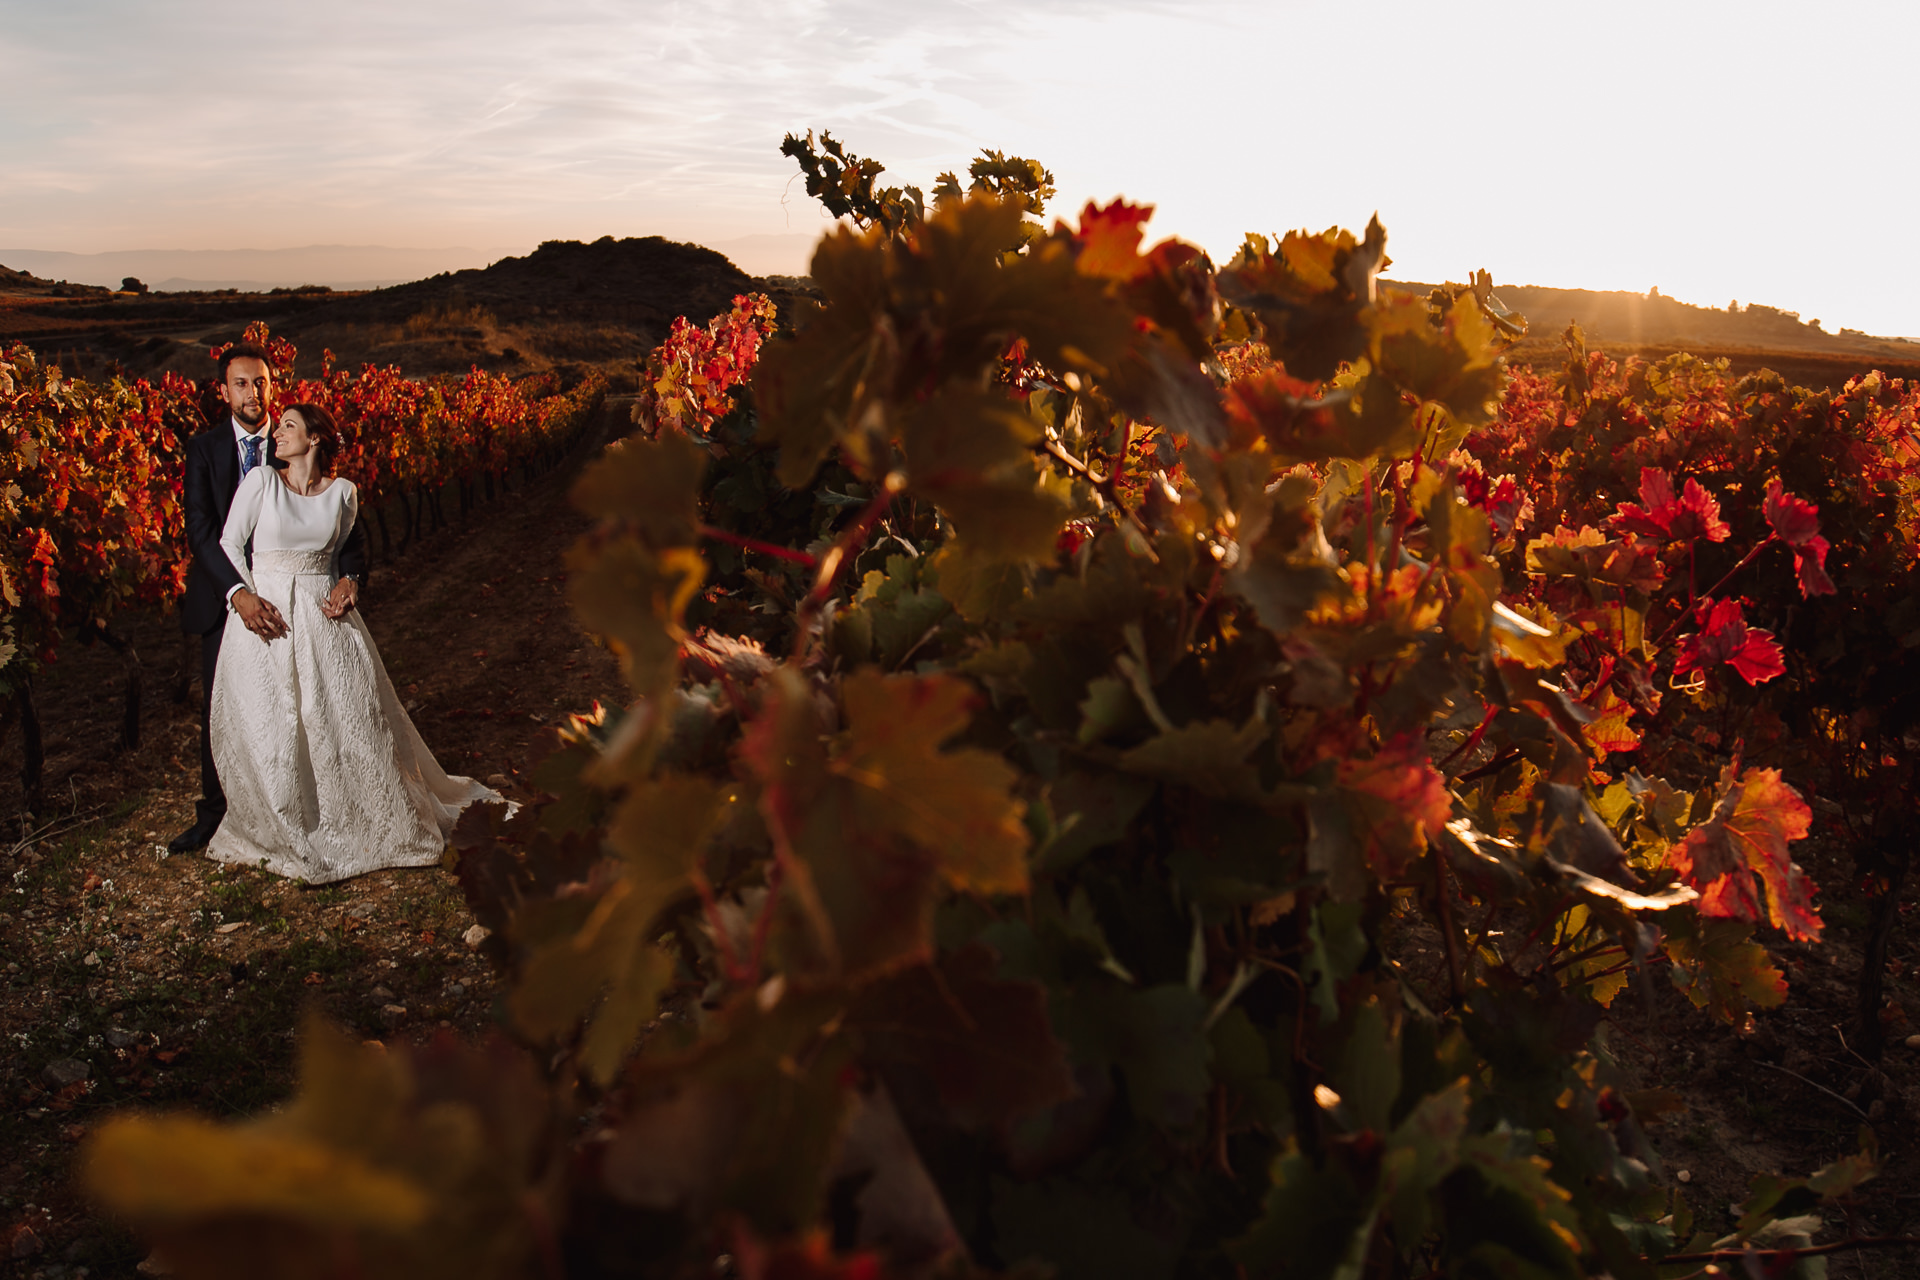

{"left": 67, "top": 137, "right": 1909, "bottom": 1280}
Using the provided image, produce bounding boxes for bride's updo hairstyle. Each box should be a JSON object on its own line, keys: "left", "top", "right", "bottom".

{"left": 286, "top": 403, "right": 345, "bottom": 473}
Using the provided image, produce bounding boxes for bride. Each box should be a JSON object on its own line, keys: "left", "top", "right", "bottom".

{"left": 207, "top": 403, "right": 497, "bottom": 884}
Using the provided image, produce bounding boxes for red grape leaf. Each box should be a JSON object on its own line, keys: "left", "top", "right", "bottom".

{"left": 1334, "top": 735, "right": 1452, "bottom": 883}
{"left": 850, "top": 943, "right": 1074, "bottom": 1127}
{"left": 1795, "top": 533, "right": 1837, "bottom": 597}
{"left": 1672, "top": 598, "right": 1785, "bottom": 686}
{"left": 1761, "top": 478, "right": 1821, "bottom": 547}
{"left": 1670, "top": 764, "right": 1820, "bottom": 941}
{"left": 1611, "top": 468, "right": 1730, "bottom": 543}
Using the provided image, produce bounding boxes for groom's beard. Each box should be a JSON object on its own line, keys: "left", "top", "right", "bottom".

{"left": 234, "top": 401, "right": 267, "bottom": 429}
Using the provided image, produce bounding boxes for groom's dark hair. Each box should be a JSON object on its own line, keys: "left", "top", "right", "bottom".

{"left": 216, "top": 341, "right": 273, "bottom": 382}
{"left": 286, "top": 402, "right": 344, "bottom": 472}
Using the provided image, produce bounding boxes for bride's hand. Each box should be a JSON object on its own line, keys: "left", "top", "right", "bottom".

{"left": 321, "top": 578, "right": 359, "bottom": 619}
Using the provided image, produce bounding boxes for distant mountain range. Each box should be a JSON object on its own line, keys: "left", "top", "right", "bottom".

{"left": 0, "top": 236, "right": 822, "bottom": 293}
{"left": 0, "top": 245, "right": 519, "bottom": 293}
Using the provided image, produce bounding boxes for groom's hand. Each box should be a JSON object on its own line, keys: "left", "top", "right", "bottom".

{"left": 321, "top": 578, "right": 359, "bottom": 619}
{"left": 234, "top": 590, "right": 288, "bottom": 640}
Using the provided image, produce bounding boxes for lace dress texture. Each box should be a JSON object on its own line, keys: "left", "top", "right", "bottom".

{"left": 207, "top": 468, "right": 496, "bottom": 883}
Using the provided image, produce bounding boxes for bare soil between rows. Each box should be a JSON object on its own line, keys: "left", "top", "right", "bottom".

{"left": 4, "top": 401, "right": 1920, "bottom": 1276}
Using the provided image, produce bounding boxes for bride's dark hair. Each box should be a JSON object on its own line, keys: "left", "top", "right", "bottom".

{"left": 285, "top": 403, "right": 344, "bottom": 473}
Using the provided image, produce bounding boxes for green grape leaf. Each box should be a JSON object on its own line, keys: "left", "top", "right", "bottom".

{"left": 1381, "top": 1080, "right": 1472, "bottom": 1252}
{"left": 1033, "top": 768, "right": 1154, "bottom": 873}
{"left": 1662, "top": 913, "right": 1789, "bottom": 1023}
{"left": 1052, "top": 983, "right": 1213, "bottom": 1134}
{"left": 1118, "top": 716, "right": 1269, "bottom": 801}
{"left": 1228, "top": 1149, "right": 1376, "bottom": 1279}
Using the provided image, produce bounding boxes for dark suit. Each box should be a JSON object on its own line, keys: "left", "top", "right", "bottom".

{"left": 181, "top": 422, "right": 369, "bottom": 824}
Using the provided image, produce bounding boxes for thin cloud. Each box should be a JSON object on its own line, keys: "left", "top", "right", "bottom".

{"left": 2, "top": 0, "right": 1917, "bottom": 332}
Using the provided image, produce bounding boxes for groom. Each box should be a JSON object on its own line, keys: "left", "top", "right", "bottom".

{"left": 168, "top": 342, "right": 370, "bottom": 853}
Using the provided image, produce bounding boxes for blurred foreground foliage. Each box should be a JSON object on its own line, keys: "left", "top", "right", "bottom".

{"left": 82, "top": 136, "right": 1898, "bottom": 1280}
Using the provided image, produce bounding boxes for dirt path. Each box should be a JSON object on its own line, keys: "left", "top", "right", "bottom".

{"left": 0, "top": 404, "right": 628, "bottom": 1276}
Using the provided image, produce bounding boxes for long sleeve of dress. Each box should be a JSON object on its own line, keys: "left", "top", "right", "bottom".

{"left": 333, "top": 482, "right": 360, "bottom": 577}
{"left": 220, "top": 468, "right": 268, "bottom": 596}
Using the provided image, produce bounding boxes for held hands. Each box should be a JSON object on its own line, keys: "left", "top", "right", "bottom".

{"left": 321, "top": 578, "right": 359, "bottom": 620}
{"left": 233, "top": 589, "right": 289, "bottom": 641}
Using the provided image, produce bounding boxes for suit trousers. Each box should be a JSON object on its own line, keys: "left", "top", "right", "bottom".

{"left": 197, "top": 620, "right": 226, "bottom": 824}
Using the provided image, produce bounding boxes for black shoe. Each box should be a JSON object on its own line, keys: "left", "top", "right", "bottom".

{"left": 168, "top": 818, "right": 220, "bottom": 854}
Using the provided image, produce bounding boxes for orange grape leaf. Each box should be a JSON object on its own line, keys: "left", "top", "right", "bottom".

{"left": 1580, "top": 685, "right": 1639, "bottom": 759}
{"left": 834, "top": 668, "right": 1029, "bottom": 895}
{"left": 738, "top": 670, "right": 950, "bottom": 979}
{"left": 1525, "top": 525, "right": 1666, "bottom": 592}
{"left": 1670, "top": 764, "right": 1820, "bottom": 941}
{"left": 1071, "top": 198, "right": 1154, "bottom": 283}
{"left": 1317, "top": 736, "right": 1453, "bottom": 894}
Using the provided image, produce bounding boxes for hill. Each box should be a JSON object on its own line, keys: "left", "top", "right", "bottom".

{"left": 1389, "top": 278, "right": 1920, "bottom": 385}
{"left": 8, "top": 243, "right": 1919, "bottom": 390}
{"left": 274, "top": 235, "right": 803, "bottom": 377}
{"left": 0, "top": 236, "right": 802, "bottom": 384}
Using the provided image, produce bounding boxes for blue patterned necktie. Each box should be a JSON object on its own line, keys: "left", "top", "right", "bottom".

{"left": 242, "top": 435, "right": 261, "bottom": 477}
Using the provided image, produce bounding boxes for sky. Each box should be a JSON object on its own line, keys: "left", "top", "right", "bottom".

{"left": 3, "top": 0, "right": 1917, "bottom": 333}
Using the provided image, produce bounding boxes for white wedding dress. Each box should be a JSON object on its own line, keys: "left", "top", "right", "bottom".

{"left": 207, "top": 467, "right": 497, "bottom": 884}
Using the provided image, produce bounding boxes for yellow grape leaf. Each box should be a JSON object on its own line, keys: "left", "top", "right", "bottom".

{"left": 510, "top": 877, "right": 673, "bottom": 1079}
{"left": 566, "top": 539, "right": 703, "bottom": 697}
{"left": 607, "top": 773, "right": 729, "bottom": 915}
{"left": 1425, "top": 487, "right": 1498, "bottom": 651}
{"left": 1581, "top": 685, "right": 1640, "bottom": 760}
{"left": 83, "top": 1114, "right": 429, "bottom": 1230}
{"left": 571, "top": 431, "right": 705, "bottom": 549}
{"left": 835, "top": 668, "right": 1030, "bottom": 895}
{"left": 506, "top": 774, "right": 728, "bottom": 1080}
{"left": 1492, "top": 599, "right": 1569, "bottom": 668}
{"left": 758, "top": 225, "right": 894, "bottom": 488}
{"left": 930, "top": 540, "right": 1030, "bottom": 623}
{"left": 577, "top": 944, "right": 675, "bottom": 1086}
